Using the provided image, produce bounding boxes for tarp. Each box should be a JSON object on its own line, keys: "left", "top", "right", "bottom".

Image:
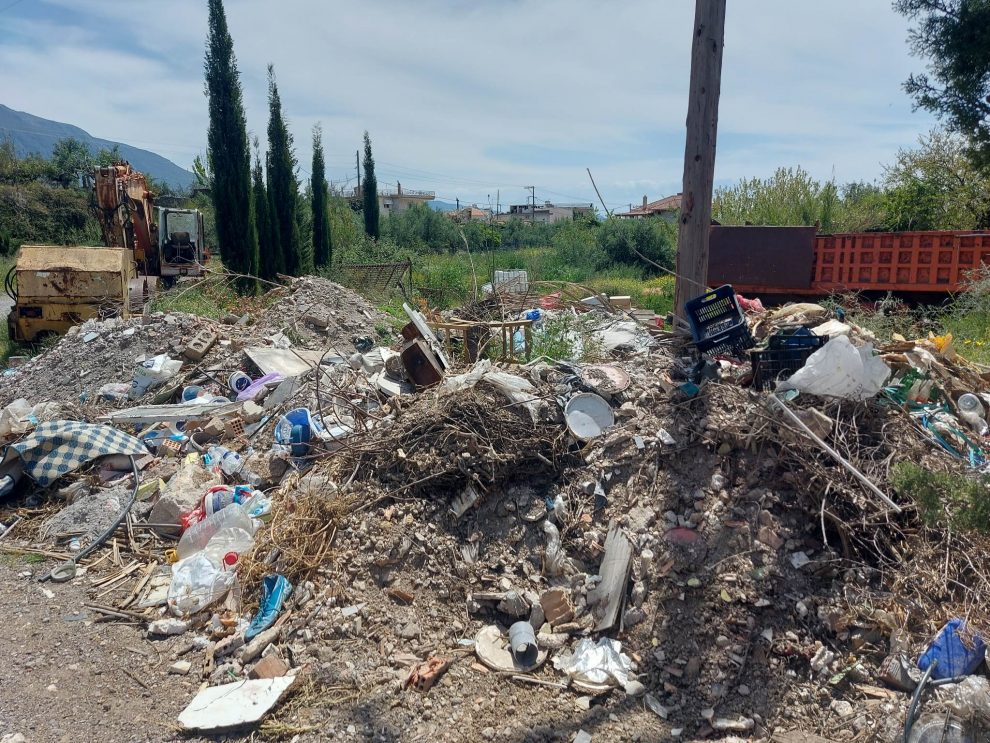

{"left": 3, "top": 421, "right": 147, "bottom": 487}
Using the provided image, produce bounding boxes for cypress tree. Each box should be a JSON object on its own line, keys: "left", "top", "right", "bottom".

{"left": 362, "top": 131, "right": 380, "bottom": 240}
{"left": 204, "top": 0, "right": 258, "bottom": 288}
{"left": 265, "top": 150, "right": 284, "bottom": 275}
{"left": 311, "top": 124, "right": 332, "bottom": 269}
{"left": 266, "top": 64, "right": 302, "bottom": 275}
{"left": 252, "top": 139, "right": 278, "bottom": 281}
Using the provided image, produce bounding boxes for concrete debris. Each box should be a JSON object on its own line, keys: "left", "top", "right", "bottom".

{"left": 177, "top": 675, "right": 300, "bottom": 732}
{"left": 6, "top": 277, "right": 990, "bottom": 741}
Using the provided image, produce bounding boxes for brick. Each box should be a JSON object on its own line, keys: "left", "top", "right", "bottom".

{"left": 249, "top": 653, "right": 289, "bottom": 680}
{"left": 182, "top": 329, "right": 218, "bottom": 362}
{"left": 540, "top": 588, "right": 575, "bottom": 628}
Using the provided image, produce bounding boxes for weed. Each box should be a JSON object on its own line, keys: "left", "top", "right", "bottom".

{"left": 532, "top": 312, "right": 605, "bottom": 362}
{"left": 891, "top": 461, "right": 990, "bottom": 533}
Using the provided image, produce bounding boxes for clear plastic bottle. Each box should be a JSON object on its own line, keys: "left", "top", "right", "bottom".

{"left": 167, "top": 552, "right": 236, "bottom": 616}
{"left": 177, "top": 503, "right": 257, "bottom": 560}
{"left": 959, "top": 393, "right": 984, "bottom": 416}
{"left": 202, "top": 526, "right": 254, "bottom": 563}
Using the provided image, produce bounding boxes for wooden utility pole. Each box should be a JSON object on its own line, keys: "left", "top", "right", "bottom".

{"left": 673, "top": 0, "right": 727, "bottom": 322}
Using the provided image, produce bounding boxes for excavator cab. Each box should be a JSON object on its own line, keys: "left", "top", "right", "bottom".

{"left": 157, "top": 207, "right": 207, "bottom": 285}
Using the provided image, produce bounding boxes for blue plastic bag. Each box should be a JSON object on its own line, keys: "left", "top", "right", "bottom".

{"left": 917, "top": 618, "right": 985, "bottom": 680}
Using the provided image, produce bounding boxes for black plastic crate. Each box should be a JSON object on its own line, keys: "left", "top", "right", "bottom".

{"left": 684, "top": 284, "right": 754, "bottom": 356}
{"left": 751, "top": 341, "right": 828, "bottom": 390}
{"left": 768, "top": 326, "right": 829, "bottom": 351}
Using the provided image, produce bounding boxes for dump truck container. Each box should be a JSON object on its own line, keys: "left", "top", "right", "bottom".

{"left": 6, "top": 245, "right": 136, "bottom": 343}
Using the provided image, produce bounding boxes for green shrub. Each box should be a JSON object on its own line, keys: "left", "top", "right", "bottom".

{"left": 892, "top": 461, "right": 990, "bottom": 533}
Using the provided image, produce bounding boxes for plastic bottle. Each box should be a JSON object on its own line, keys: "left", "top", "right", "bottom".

{"left": 958, "top": 393, "right": 984, "bottom": 416}
{"left": 205, "top": 446, "right": 244, "bottom": 477}
{"left": 202, "top": 526, "right": 254, "bottom": 563}
{"left": 177, "top": 503, "right": 257, "bottom": 560}
{"left": 202, "top": 485, "right": 257, "bottom": 516}
{"left": 167, "top": 552, "right": 236, "bottom": 616}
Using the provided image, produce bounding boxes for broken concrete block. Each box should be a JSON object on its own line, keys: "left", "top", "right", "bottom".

{"left": 241, "top": 401, "right": 264, "bottom": 423}
{"left": 177, "top": 675, "right": 299, "bottom": 732}
{"left": 183, "top": 329, "right": 218, "bottom": 362}
{"left": 148, "top": 618, "right": 189, "bottom": 637}
{"left": 149, "top": 457, "right": 220, "bottom": 536}
{"left": 169, "top": 660, "right": 192, "bottom": 675}
{"left": 249, "top": 653, "right": 290, "bottom": 680}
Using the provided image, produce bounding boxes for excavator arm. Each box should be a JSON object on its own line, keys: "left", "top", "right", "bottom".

{"left": 92, "top": 162, "right": 160, "bottom": 276}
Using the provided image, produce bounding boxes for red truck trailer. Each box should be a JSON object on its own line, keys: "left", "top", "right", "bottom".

{"left": 708, "top": 226, "right": 990, "bottom": 297}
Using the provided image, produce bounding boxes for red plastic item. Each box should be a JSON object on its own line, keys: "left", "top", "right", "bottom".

{"left": 540, "top": 292, "right": 562, "bottom": 310}
{"left": 222, "top": 552, "right": 238, "bottom": 568}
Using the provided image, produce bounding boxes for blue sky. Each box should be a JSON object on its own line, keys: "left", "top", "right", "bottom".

{"left": 0, "top": 0, "right": 935, "bottom": 212}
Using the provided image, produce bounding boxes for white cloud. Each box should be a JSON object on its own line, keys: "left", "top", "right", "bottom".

{"left": 1, "top": 0, "right": 935, "bottom": 209}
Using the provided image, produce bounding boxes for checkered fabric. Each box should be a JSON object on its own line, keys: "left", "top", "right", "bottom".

{"left": 9, "top": 421, "right": 148, "bottom": 487}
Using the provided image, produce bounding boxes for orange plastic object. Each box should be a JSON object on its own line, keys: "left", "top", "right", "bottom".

{"left": 812, "top": 231, "right": 990, "bottom": 293}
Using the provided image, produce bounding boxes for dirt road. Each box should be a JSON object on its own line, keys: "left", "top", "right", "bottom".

{"left": 0, "top": 562, "right": 193, "bottom": 743}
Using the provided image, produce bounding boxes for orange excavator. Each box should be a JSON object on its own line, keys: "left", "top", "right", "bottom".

{"left": 92, "top": 162, "right": 208, "bottom": 286}
{"left": 5, "top": 162, "right": 208, "bottom": 343}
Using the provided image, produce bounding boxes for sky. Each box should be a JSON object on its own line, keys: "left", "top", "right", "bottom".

{"left": 0, "top": 0, "right": 936, "bottom": 213}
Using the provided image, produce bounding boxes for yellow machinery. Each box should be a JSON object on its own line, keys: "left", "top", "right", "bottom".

{"left": 4, "top": 245, "right": 144, "bottom": 343}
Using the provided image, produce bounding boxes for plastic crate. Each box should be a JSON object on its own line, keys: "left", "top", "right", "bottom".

{"left": 684, "top": 285, "right": 754, "bottom": 356}
{"left": 751, "top": 340, "right": 828, "bottom": 390}
{"left": 768, "top": 326, "right": 829, "bottom": 351}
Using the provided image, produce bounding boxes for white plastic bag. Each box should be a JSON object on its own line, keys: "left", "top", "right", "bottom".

{"left": 779, "top": 335, "right": 890, "bottom": 400}
{"left": 553, "top": 637, "right": 634, "bottom": 688}
{"left": 130, "top": 354, "right": 182, "bottom": 399}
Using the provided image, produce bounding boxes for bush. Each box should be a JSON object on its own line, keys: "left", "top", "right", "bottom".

{"left": 892, "top": 462, "right": 990, "bottom": 533}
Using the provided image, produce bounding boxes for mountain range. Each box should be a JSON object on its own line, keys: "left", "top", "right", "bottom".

{"left": 0, "top": 104, "right": 195, "bottom": 190}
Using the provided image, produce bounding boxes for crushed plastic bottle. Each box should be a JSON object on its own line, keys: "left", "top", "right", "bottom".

{"left": 177, "top": 503, "right": 258, "bottom": 560}
{"left": 167, "top": 551, "right": 236, "bottom": 616}
{"left": 202, "top": 526, "right": 254, "bottom": 563}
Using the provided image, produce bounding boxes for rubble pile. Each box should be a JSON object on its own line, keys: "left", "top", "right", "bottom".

{"left": 5, "top": 279, "right": 990, "bottom": 742}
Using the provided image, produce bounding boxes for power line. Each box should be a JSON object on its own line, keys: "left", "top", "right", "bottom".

{"left": 0, "top": 0, "right": 28, "bottom": 14}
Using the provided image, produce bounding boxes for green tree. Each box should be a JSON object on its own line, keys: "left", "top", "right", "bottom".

{"left": 49, "top": 137, "right": 94, "bottom": 189}
{"left": 252, "top": 139, "right": 278, "bottom": 280}
{"left": 266, "top": 64, "right": 302, "bottom": 275}
{"left": 204, "top": 0, "right": 259, "bottom": 288}
{"left": 883, "top": 129, "right": 990, "bottom": 229}
{"left": 311, "top": 124, "right": 332, "bottom": 268}
{"left": 362, "top": 131, "right": 380, "bottom": 240}
{"left": 895, "top": 0, "right": 990, "bottom": 167}
{"left": 191, "top": 154, "right": 212, "bottom": 189}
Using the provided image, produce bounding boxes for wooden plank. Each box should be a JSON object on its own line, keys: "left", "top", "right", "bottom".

{"left": 588, "top": 521, "right": 633, "bottom": 632}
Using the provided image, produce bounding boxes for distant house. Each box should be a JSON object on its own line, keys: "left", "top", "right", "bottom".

{"left": 450, "top": 205, "right": 492, "bottom": 223}
{"left": 345, "top": 182, "right": 435, "bottom": 216}
{"left": 499, "top": 201, "right": 595, "bottom": 224}
{"left": 617, "top": 193, "right": 681, "bottom": 220}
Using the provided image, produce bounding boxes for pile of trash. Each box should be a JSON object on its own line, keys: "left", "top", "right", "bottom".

{"left": 5, "top": 275, "right": 990, "bottom": 741}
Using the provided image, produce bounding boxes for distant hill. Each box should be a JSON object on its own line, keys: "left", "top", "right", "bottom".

{"left": 0, "top": 104, "right": 195, "bottom": 190}
{"left": 429, "top": 200, "right": 458, "bottom": 212}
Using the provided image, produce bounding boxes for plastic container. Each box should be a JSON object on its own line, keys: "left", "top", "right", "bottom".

{"left": 684, "top": 285, "right": 754, "bottom": 357}
{"left": 751, "top": 343, "right": 828, "bottom": 391}
{"left": 181, "top": 385, "right": 203, "bottom": 402}
{"left": 202, "top": 526, "right": 254, "bottom": 563}
{"left": 564, "top": 393, "right": 615, "bottom": 440}
{"left": 917, "top": 618, "right": 986, "bottom": 680}
{"left": 177, "top": 503, "right": 257, "bottom": 560}
{"left": 167, "top": 552, "right": 236, "bottom": 616}
{"left": 958, "top": 393, "right": 984, "bottom": 416}
{"left": 228, "top": 371, "right": 252, "bottom": 394}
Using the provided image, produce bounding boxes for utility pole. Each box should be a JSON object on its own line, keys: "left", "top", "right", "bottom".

{"left": 526, "top": 185, "right": 536, "bottom": 225}
{"left": 356, "top": 149, "right": 361, "bottom": 195}
{"left": 673, "top": 0, "right": 727, "bottom": 323}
